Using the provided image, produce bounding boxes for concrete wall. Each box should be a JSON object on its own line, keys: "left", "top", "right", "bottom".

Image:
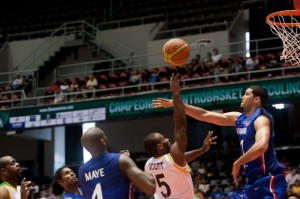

{"left": 7, "top": 36, "right": 67, "bottom": 71}
{"left": 103, "top": 23, "right": 158, "bottom": 57}
{"left": 0, "top": 44, "right": 9, "bottom": 74}
{"left": 229, "top": 9, "right": 249, "bottom": 57}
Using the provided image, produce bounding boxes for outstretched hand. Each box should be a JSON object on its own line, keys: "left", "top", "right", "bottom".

{"left": 170, "top": 73, "right": 181, "bottom": 95}
{"left": 202, "top": 131, "right": 217, "bottom": 152}
{"left": 152, "top": 98, "right": 173, "bottom": 108}
{"left": 152, "top": 74, "right": 183, "bottom": 108}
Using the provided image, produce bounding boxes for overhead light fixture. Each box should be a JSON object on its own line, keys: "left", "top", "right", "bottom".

{"left": 272, "top": 104, "right": 284, "bottom": 110}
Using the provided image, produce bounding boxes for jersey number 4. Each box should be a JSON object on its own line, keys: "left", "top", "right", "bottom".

{"left": 155, "top": 174, "right": 171, "bottom": 198}
{"left": 92, "top": 183, "right": 104, "bottom": 199}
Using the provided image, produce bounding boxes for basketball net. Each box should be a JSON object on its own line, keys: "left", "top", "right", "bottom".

{"left": 266, "top": 0, "right": 300, "bottom": 66}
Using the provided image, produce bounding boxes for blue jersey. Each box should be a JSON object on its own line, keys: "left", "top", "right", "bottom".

{"left": 60, "top": 190, "right": 83, "bottom": 199}
{"left": 235, "top": 108, "right": 286, "bottom": 182}
{"left": 78, "top": 152, "right": 131, "bottom": 199}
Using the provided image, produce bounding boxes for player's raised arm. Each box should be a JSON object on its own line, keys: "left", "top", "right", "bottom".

{"left": 152, "top": 96, "right": 240, "bottom": 127}
{"left": 169, "top": 74, "right": 187, "bottom": 167}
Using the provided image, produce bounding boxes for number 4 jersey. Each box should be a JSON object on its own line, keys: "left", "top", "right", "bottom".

{"left": 144, "top": 153, "right": 194, "bottom": 199}
{"left": 78, "top": 153, "right": 131, "bottom": 199}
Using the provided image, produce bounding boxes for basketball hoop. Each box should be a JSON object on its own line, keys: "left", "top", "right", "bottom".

{"left": 266, "top": 0, "right": 300, "bottom": 66}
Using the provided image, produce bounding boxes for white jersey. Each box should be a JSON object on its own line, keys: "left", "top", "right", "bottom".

{"left": 144, "top": 154, "right": 194, "bottom": 199}
{"left": 0, "top": 182, "right": 21, "bottom": 199}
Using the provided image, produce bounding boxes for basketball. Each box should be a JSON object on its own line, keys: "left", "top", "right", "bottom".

{"left": 162, "top": 38, "right": 190, "bottom": 66}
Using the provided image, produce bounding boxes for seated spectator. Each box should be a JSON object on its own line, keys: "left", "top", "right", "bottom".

{"left": 85, "top": 75, "right": 98, "bottom": 90}
{"left": 191, "top": 55, "right": 207, "bottom": 75}
{"left": 229, "top": 58, "right": 244, "bottom": 80}
{"left": 286, "top": 168, "right": 300, "bottom": 191}
{"left": 289, "top": 179, "right": 300, "bottom": 198}
{"left": 139, "top": 69, "right": 150, "bottom": 84}
{"left": 224, "top": 184, "right": 236, "bottom": 199}
{"left": 69, "top": 78, "right": 79, "bottom": 93}
{"left": 211, "top": 184, "right": 224, "bottom": 199}
{"left": 194, "top": 184, "right": 205, "bottom": 199}
{"left": 84, "top": 75, "right": 98, "bottom": 98}
{"left": 28, "top": 181, "right": 40, "bottom": 199}
{"left": 53, "top": 88, "right": 65, "bottom": 104}
{"left": 204, "top": 52, "right": 215, "bottom": 73}
{"left": 60, "top": 79, "right": 70, "bottom": 94}
{"left": 11, "top": 75, "right": 24, "bottom": 90}
{"left": 23, "top": 75, "right": 32, "bottom": 94}
{"left": 69, "top": 78, "right": 80, "bottom": 100}
{"left": 148, "top": 69, "right": 159, "bottom": 84}
{"left": 211, "top": 48, "right": 223, "bottom": 82}
{"left": 245, "top": 55, "right": 258, "bottom": 71}
{"left": 128, "top": 69, "right": 141, "bottom": 85}
{"left": 212, "top": 48, "right": 223, "bottom": 66}
{"left": 198, "top": 178, "right": 210, "bottom": 197}
{"left": 266, "top": 53, "right": 281, "bottom": 69}
{"left": 128, "top": 69, "right": 142, "bottom": 93}
{"left": 45, "top": 80, "right": 60, "bottom": 95}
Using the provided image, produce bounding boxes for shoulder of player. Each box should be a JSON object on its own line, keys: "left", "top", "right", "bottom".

{"left": 119, "top": 153, "right": 133, "bottom": 164}
{"left": 254, "top": 114, "right": 271, "bottom": 127}
{"left": 0, "top": 186, "right": 10, "bottom": 199}
{"left": 256, "top": 114, "right": 271, "bottom": 121}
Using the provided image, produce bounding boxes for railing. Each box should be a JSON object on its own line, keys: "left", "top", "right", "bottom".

{"left": 54, "top": 36, "right": 284, "bottom": 81}
{"left": 0, "top": 89, "right": 27, "bottom": 107}
{"left": 56, "top": 52, "right": 166, "bottom": 80}
{"left": 1, "top": 66, "right": 299, "bottom": 109}
{"left": 6, "top": 28, "right": 72, "bottom": 42}
{"left": 96, "top": 14, "right": 166, "bottom": 30}
{"left": 150, "top": 21, "right": 229, "bottom": 40}
{"left": 0, "top": 69, "right": 37, "bottom": 87}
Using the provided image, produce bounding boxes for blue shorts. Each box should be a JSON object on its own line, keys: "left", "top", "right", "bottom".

{"left": 233, "top": 173, "right": 287, "bottom": 199}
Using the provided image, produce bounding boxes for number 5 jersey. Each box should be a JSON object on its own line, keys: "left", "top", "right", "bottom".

{"left": 144, "top": 153, "right": 194, "bottom": 199}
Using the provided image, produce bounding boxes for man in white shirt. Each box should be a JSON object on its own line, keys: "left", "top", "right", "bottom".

{"left": 211, "top": 48, "right": 223, "bottom": 82}
{"left": 11, "top": 75, "right": 24, "bottom": 90}
{"left": 212, "top": 48, "right": 222, "bottom": 64}
{"left": 286, "top": 168, "right": 300, "bottom": 191}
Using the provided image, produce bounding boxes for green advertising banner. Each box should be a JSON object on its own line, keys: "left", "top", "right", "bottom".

{"left": 0, "top": 76, "right": 299, "bottom": 131}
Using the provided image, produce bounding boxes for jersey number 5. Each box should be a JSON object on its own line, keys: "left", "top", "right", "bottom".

{"left": 155, "top": 174, "right": 171, "bottom": 198}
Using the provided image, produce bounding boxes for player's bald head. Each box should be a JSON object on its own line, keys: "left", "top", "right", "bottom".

{"left": 81, "top": 127, "right": 108, "bottom": 157}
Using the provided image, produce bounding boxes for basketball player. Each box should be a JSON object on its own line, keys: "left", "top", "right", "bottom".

{"left": 0, "top": 156, "right": 32, "bottom": 199}
{"left": 152, "top": 85, "right": 287, "bottom": 198}
{"left": 78, "top": 127, "right": 156, "bottom": 199}
{"left": 51, "top": 166, "right": 83, "bottom": 199}
{"left": 143, "top": 74, "right": 216, "bottom": 199}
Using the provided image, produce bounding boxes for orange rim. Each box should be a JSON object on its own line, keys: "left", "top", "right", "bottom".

{"left": 266, "top": 10, "right": 300, "bottom": 27}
